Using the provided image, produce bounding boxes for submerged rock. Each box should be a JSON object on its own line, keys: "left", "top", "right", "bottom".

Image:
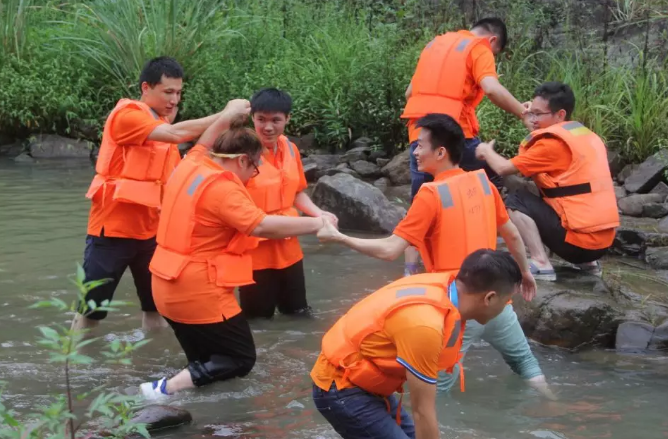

{"left": 130, "top": 404, "right": 192, "bottom": 432}
{"left": 311, "top": 173, "right": 406, "bottom": 233}
{"left": 615, "top": 321, "right": 654, "bottom": 350}
{"left": 515, "top": 279, "right": 620, "bottom": 349}
{"left": 29, "top": 134, "right": 92, "bottom": 158}
{"left": 649, "top": 322, "right": 668, "bottom": 350}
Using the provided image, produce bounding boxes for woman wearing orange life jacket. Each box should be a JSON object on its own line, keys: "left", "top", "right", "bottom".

{"left": 140, "top": 113, "right": 331, "bottom": 400}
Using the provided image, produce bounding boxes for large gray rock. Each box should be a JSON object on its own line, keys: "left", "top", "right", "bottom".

{"left": 350, "top": 160, "right": 381, "bottom": 179}
{"left": 649, "top": 322, "right": 668, "bottom": 350}
{"left": 302, "top": 154, "right": 342, "bottom": 181}
{"left": 613, "top": 184, "right": 627, "bottom": 200}
{"left": 642, "top": 203, "right": 668, "bottom": 219}
{"left": 0, "top": 141, "right": 24, "bottom": 158}
{"left": 645, "top": 247, "right": 668, "bottom": 269}
{"left": 660, "top": 216, "right": 668, "bottom": 233}
{"left": 342, "top": 144, "right": 371, "bottom": 164}
{"left": 650, "top": 181, "right": 668, "bottom": 199}
{"left": 617, "top": 164, "right": 638, "bottom": 184}
{"left": 29, "top": 134, "right": 92, "bottom": 158}
{"left": 376, "top": 157, "right": 390, "bottom": 168}
{"left": 624, "top": 150, "right": 668, "bottom": 193}
{"left": 373, "top": 177, "right": 391, "bottom": 193}
{"left": 311, "top": 173, "right": 406, "bottom": 233}
{"left": 323, "top": 166, "right": 360, "bottom": 179}
{"left": 386, "top": 184, "right": 412, "bottom": 205}
{"left": 617, "top": 193, "right": 664, "bottom": 216}
{"left": 381, "top": 149, "right": 411, "bottom": 185}
{"left": 615, "top": 321, "right": 654, "bottom": 350}
{"left": 514, "top": 282, "right": 621, "bottom": 349}
{"left": 130, "top": 405, "right": 192, "bottom": 432}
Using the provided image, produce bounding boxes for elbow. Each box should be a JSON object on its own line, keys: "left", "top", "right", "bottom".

{"left": 250, "top": 223, "right": 265, "bottom": 237}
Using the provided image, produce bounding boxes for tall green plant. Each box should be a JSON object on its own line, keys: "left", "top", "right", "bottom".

{"left": 0, "top": 0, "right": 34, "bottom": 59}
{"left": 58, "top": 0, "right": 229, "bottom": 94}
{"left": 0, "top": 263, "right": 150, "bottom": 439}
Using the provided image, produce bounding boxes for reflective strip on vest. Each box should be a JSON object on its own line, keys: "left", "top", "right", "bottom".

{"left": 148, "top": 108, "right": 160, "bottom": 120}
{"left": 455, "top": 38, "right": 470, "bottom": 52}
{"left": 477, "top": 172, "right": 491, "bottom": 195}
{"left": 437, "top": 184, "right": 454, "bottom": 208}
{"left": 445, "top": 320, "right": 461, "bottom": 347}
{"left": 287, "top": 140, "right": 295, "bottom": 157}
{"left": 562, "top": 121, "right": 592, "bottom": 136}
{"left": 187, "top": 174, "right": 205, "bottom": 196}
{"left": 395, "top": 287, "right": 427, "bottom": 298}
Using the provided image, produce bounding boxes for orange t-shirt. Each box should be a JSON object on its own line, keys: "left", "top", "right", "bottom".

{"left": 152, "top": 145, "right": 266, "bottom": 324}
{"left": 408, "top": 30, "right": 498, "bottom": 142}
{"left": 311, "top": 304, "right": 445, "bottom": 391}
{"left": 86, "top": 106, "right": 181, "bottom": 239}
{"left": 394, "top": 168, "right": 509, "bottom": 250}
{"left": 510, "top": 138, "right": 616, "bottom": 250}
{"left": 248, "top": 144, "right": 309, "bottom": 271}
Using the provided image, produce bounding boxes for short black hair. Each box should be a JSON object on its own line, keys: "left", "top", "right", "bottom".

{"left": 250, "top": 88, "right": 292, "bottom": 115}
{"left": 456, "top": 249, "right": 522, "bottom": 297}
{"left": 139, "top": 56, "right": 184, "bottom": 90}
{"left": 415, "top": 113, "right": 464, "bottom": 165}
{"left": 533, "top": 82, "right": 576, "bottom": 120}
{"left": 471, "top": 17, "right": 508, "bottom": 52}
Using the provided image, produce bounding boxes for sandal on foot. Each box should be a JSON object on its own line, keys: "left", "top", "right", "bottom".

{"left": 529, "top": 260, "right": 557, "bottom": 281}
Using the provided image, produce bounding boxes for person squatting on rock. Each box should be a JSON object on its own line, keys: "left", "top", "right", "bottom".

{"left": 238, "top": 88, "right": 339, "bottom": 319}
{"left": 475, "top": 82, "right": 620, "bottom": 281}
{"left": 317, "top": 113, "right": 555, "bottom": 399}
{"left": 400, "top": 17, "right": 530, "bottom": 276}
{"left": 311, "top": 250, "right": 525, "bottom": 439}
{"left": 74, "top": 57, "right": 251, "bottom": 333}
{"left": 140, "top": 110, "right": 333, "bottom": 400}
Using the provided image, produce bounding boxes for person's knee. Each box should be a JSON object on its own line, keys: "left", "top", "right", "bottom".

{"left": 188, "top": 354, "right": 256, "bottom": 387}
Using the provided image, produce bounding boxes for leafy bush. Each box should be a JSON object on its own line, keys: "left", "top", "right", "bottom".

{"left": 0, "top": 0, "right": 666, "bottom": 161}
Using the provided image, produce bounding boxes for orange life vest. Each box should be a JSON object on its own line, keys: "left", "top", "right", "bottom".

{"left": 245, "top": 135, "right": 300, "bottom": 217}
{"left": 401, "top": 32, "right": 490, "bottom": 135}
{"left": 419, "top": 170, "right": 498, "bottom": 272}
{"left": 520, "top": 121, "right": 620, "bottom": 233}
{"left": 149, "top": 153, "right": 260, "bottom": 287}
{"left": 321, "top": 272, "right": 464, "bottom": 397}
{"left": 86, "top": 99, "right": 180, "bottom": 208}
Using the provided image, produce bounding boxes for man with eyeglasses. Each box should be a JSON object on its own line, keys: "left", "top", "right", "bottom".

{"left": 240, "top": 88, "right": 339, "bottom": 319}
{"left": 475, "top": 82, "right": 619, "bottom": 281}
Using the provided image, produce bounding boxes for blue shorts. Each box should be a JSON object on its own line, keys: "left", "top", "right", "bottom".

{"left": 79, "top": 231, "right": 157, "bottom": 320}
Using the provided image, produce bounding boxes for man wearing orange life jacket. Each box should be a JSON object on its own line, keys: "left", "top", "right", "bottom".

{"left": 238, "top": 88, "right": 338, "bottom": 319}
{"left": 401, "top": 17, "right": 529, "bottom": 277}
{"left": 140, "top": 113, "right": 333, "bottom": 400}
{"left": 317, "top": 114, "right": 555, "bottom": 399}
{"left": 311, "top": 249, "right": 522, "bottom": 439}
{"left": 476, "top": 82, "right": 620, "bottom": 281}
{"left": 73, "top": 57, "right": 245, "bottom": 333}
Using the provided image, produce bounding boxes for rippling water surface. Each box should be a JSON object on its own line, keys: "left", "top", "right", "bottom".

{"left": 1, "top": 158, "right": 667, "bottom": 439}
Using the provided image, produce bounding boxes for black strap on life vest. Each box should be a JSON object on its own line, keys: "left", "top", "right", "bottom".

{"left": 541, "top": 182, "right": 592, "bottom": 198}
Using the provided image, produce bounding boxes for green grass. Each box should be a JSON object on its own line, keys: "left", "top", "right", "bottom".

{"left": 0, "top": 0, "right": 666, "bottom": 162}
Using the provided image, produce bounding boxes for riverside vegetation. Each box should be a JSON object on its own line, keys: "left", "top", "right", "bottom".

{"left": 0, "top": 0, "right": 667, "bottom": 163}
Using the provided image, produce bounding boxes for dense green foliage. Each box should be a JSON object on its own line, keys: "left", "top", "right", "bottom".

{"left": 0, "top": 0, "right": 666, "bottom": 161}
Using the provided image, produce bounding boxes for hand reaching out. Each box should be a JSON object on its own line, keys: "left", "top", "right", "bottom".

{"left": 317, "top": 217, "right": 342, "bottom": 243}
{"left": 520, "top": 271, "right": 537, "bottom": 302}
{"left": 319, "top": 211, "right": 339, "bottom": 228}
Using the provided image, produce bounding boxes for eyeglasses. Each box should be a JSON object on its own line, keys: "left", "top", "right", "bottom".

{"left": 210, "top": 152, "right": 260, "bottom": 177}
{"left": 526, "top": 111, "right": 553, "bottom": 119}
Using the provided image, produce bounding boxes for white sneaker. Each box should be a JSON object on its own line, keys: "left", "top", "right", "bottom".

{"left": 140, "top": 377, "right": 170, "bottom": 401}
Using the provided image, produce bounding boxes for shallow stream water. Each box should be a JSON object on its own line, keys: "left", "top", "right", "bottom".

{"left": 1, "top": 158, "right": 667, "bottom": 439}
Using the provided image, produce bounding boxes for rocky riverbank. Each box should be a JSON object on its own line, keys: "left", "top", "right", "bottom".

{"left": 2, "top": 134, "right": 668, "bottom": 353}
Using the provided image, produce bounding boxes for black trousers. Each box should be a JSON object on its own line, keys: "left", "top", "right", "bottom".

{"left": 238, "top": 259, "right": 308, "bottom": 319}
